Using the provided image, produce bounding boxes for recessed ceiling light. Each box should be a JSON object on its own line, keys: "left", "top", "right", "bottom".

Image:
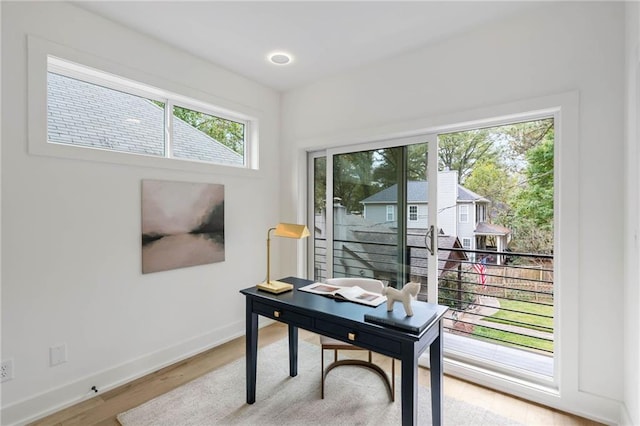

{"left": 268, "top": 52, "right": 293, "bottom": 65}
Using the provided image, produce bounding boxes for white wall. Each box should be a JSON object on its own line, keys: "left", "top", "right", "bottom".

{"left": 1, "top": 2, "right": 282, "bottom": 425}
{"left": 624, "top": 2, "right": 640, "bottom": 425}
{"left": 282, "top": 2, "right": 625, "bottom": 423}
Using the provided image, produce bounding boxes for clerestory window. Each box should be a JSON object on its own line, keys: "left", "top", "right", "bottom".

{"left": 46, "top": 56, "right": 253, "bottom": 168}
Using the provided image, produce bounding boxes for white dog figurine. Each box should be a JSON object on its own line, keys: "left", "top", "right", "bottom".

{"left": 382, "top": 282, "right": 421, "bottom": 316}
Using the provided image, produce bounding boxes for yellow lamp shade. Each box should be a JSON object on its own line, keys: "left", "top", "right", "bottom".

{"left": 273, "top": 223, "right": 311, "bottom": 239}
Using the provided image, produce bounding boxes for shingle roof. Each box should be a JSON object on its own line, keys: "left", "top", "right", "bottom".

{"left": 361, "top": 182, "right": 425, "bottom": 204}
{"left": 361, "top": 181, "right": 489, "bottom": 204}
{"left": 336, "top": 224, "right": 466, "bottom": 277}
{"left": 475, "top": 222, "right": 511, "bottom": 235}
{"left": 457, "top": 186, "right": 489, "bottom": 202}
{"left": 47, "top": 72, "right": 243, "bottom": 165}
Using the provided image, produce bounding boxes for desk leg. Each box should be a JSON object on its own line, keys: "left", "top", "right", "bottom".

{"left": 429, "top": 320, "right": 444, "bottom": 426}
{"left": 246, "top": 298, "right": 258, "bottom": 404}
{"left": 401, "top": 343, "right": 418, "bottom": 426}
{"left": 288, "top": 324, "right": 298, "bottom": 377}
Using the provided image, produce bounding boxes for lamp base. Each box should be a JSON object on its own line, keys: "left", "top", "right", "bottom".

{"left": 256, "top": 280, "right": 294, "bottom": 294}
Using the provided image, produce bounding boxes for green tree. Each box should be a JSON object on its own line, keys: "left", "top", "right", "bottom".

{"left": 506, "top": 217, "right": 554, "bottom": 254}
{"left": 463, "top": 160, "right": 517, "bottom": 222}
{"left": 513, "top": 139, "right": 554, "bottom": 229}
{"left": 173, "top": 106, "right": 245, "bottom": 156}
{"left": 372, "top": 144, "right": 427, "bottom": 186}
{"left": 439, "top": 129, "right": 499, "bottom": 182}
{"left": 500, "top": 119, "right": 554, "bottom": 158}
{"left": 444, "top": 120, "right": 554, "bottom": 254}
{"left": 314, "top": 157, "right": 327, "bottom": 213}
{"left": 371, "top": 148, "right": 400, "bottom": 186}
{"left": 490, "top": 119, "right": 554, "bottom": 177}
{"left": 504, "top": 136, "right": 554, "bottom": 253}
{"left": 333, "top": 151, "right": 379, "bottom": 214}
{"left": 407, "top": 143, "right": 429, "bottom": 180}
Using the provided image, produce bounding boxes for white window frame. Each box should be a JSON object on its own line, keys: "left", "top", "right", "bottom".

{"left": 477, "top": 204, "right": 486, "bottom": 223}
{"left": 386, "top": 205, "right": 395, "bottom": 221}
{"left": 47, "top": 57, "right": 250, "bottom": 167}
{"left": 462, "top": 237, "right": 472, "bottom": 249}
{"left": 27, "top": 35, "right": 261, "bottom": 175}
{"left": 408, "top": 205, "right": 418, "bottom": 221}
{"left": 459, "top": 204, "right": 469, "bottom": 223}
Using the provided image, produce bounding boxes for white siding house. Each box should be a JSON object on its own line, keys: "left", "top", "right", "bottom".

{"left": 360, "top": 170, "right": 505, "bottom": 259}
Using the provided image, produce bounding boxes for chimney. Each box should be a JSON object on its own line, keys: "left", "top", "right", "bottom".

{"left": 333, "top": 197, "right": 347, "bottom": 240}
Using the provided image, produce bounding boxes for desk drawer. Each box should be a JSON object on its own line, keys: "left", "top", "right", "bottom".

{"left": 315, "top": 318, "right": 402, "bottom": 357}
{"left": 253, "top": 300, "right": 313, "bottom": 328}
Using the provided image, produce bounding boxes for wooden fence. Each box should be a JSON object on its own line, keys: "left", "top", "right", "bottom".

{"left": 481, "top": 265, "right": 553, "bottom": 303}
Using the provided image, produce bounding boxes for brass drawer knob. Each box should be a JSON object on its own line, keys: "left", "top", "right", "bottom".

{"left": 274, "top": 311, "right": 281, "bottom": 318}
{"left": 348, "top": 332, "right": 356, "bottom": 341}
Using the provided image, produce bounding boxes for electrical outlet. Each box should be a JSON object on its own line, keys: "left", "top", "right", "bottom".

{"left": 50, "top": 344, "right": 67, "bottom": 366}
{"left": 1, "top": 360, "right": 14, "bottom": 382}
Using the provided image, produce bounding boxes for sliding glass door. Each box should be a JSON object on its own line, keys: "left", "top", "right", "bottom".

{"left": 308, "top": 115, "right": 556, "bottom": 383}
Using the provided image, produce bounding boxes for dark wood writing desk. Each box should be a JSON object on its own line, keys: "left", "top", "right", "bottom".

{"left": 240, "top": 277, "right": 448, "bottom": 426}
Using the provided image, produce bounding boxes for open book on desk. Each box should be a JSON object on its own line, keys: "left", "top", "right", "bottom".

{"left": 298, "top": 282, "right": 387, "bottom": 307}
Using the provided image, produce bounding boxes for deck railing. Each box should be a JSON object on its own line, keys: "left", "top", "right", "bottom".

{"left": 435, "top": 247, "right": 553, "bottom": 356}
{"left": 312, "top": 237, "right": 554, "bottom": 358}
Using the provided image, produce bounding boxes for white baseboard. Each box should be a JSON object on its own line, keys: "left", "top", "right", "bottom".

{"left": 1, "top": 319, "right": 245, "bottom": 426}
{"left": 619, "top": 402, "right": 634, "bottom": 426}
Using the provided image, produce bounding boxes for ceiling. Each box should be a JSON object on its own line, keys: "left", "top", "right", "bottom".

{"left": 75, "top": 1, "right": 537, "bottom": 92}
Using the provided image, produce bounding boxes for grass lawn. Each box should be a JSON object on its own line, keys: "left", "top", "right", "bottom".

{"left": 483, "top": 299, "right": 553, "bottom": 332}
{"left": 472, "top": 299, "right": 554, "bottom": 353}
{"left": 472, "top": 325, "right": 554, "bottom": 353}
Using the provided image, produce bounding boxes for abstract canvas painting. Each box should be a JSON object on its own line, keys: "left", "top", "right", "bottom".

{"left": 141, "top": 180, "right": 225, "bottom": 273}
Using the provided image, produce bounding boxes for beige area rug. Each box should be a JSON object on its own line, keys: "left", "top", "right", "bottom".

{"left": 117, "top": 338, "right": 521, "bottom": 425}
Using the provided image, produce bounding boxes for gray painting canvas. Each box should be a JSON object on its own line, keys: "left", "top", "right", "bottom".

{"left": 142, "top": 180, "right": 225, "bottom": 273}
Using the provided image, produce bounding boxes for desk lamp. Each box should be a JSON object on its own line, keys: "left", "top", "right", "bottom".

{"left": 257, "top": 223, "right": 310, "bottom": 294}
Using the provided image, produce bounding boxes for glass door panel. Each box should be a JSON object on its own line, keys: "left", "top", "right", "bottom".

{"left": 332, "top": 148, "right": 403, "bottom": 286}
{"left": 437, "top": 118, "right": 555, "bottom": 379}
{"left": 404, "top": 142, "right": 435, "bottom": 300}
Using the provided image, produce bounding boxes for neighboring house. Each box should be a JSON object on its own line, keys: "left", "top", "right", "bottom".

{"left": 314, "top": 201, "right": 468, "bottom": 290}
{"left": 360, "top": 170, "right": 510, "bottom": 262}
{"left": 47, "top": 72, "right": 244, "bottom": 165}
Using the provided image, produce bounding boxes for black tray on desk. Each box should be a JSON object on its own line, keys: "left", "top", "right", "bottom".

{"left": 364, "top": 301, "right": 439, "bottom": 334}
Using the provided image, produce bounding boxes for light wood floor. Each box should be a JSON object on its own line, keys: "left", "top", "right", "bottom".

{"left": 30, "top": 323, "right": 602, "bottom": 426}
